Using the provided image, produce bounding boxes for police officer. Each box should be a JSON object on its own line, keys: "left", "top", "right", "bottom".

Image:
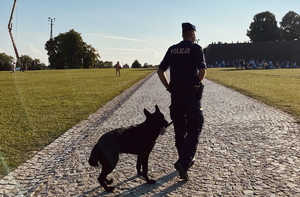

{"left": 157, "top": 22, "right": 207, "bottom": 181}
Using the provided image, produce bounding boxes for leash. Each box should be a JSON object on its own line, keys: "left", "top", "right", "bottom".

{"left": 165, "top": 121, "right": 173, "bottom": 128}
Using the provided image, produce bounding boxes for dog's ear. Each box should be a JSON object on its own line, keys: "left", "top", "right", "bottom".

{"left": 155, "top": 105, "right": 160, "bottom": 113}
{"left": 144, "top": 108, "right": 151, "bottom": 117}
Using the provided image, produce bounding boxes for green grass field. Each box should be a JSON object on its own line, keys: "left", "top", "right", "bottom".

{"left": 0, "top": 68, "right": 155, "bottom": 178}
{"left": 206, "top": 68, "right": 300, "bottom": 122}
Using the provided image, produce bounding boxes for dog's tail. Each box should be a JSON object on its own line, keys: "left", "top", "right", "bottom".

{"left": 88, "top": 145, "right": 101, "bottom": 167}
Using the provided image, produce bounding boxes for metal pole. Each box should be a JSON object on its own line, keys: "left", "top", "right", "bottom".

{"left": 48, "top": 17, "right": 55, "bottom": 39}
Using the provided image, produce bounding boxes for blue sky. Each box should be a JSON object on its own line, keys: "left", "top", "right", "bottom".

{"left": 1, "top": 0, "right": 299, "bottom": 66}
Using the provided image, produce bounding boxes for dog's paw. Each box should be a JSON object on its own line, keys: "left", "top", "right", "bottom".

{"left": 137, "top": 171, "right": 143, "bottom": 176}
{"left": 105, "top": 186, "right": 115, "bottom": 192}
{"left": 147, "top": 179, "right": 156, "bottom": 184}
{"left": 105, "top": 178, "right": 114, "bottom": 185}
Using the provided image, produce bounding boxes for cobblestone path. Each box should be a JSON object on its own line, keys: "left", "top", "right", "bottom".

{"left": 1, "top": 71, "right": 299, "bottom": 197}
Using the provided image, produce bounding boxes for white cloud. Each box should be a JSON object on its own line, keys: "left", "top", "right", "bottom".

{"left": 26, "top": 44, "right": 48, "bottom": 64}
{"left": 103, "top": 47, "right": 160, "bottom": 57}
{"left": 28, "top": 45, "right": 44, "bottom": 56}
{"left": 105, "top": 48, "right": 144, "bottom": 52}
{"left": 86, "top": 33, "right": 146, "bottom": 43}
{"left": 145, "top": 47, "right": 160, "bottom": 56}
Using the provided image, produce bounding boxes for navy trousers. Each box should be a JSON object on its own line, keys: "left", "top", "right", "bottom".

{"left": 170, "top": 85, "right": 204, "bottom": 171}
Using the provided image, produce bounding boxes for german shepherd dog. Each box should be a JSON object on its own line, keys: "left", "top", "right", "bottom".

{"left": 88, "top": 105, "right": 168, "bottom": 192}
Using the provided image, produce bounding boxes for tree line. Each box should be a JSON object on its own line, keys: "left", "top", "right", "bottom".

{"left": 0, "top": 53, "right": 45, "bottom": 71}
{"left": 44, "top": 29, "right": 148, "bottom": 69}
{"left": 247, "top": 11, "right": 300, "bottom": 42}
{"left": 1, "top": 29, "right": 147, "bottom": 71}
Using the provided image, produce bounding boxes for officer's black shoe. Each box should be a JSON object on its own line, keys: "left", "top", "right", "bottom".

{"left": 174, "top": 162, "right": 189, "bottom": 181}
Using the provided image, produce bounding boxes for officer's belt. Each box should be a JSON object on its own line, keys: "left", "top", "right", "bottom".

{"left": 171, "top": 83, "right": 200, "bottom": 87}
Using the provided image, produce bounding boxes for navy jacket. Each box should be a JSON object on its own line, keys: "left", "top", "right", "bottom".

{"left": 159, "top": 40, "right": 206, "bottom": 85}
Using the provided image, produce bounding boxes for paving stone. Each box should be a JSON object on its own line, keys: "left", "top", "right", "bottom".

{"left": 1, "top": 71, "right": 300, "bottom": 196}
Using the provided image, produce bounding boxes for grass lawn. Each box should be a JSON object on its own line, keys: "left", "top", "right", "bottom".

{"left": 206, "top": 67, "right": 300, "bottom": 122}
{"left": 0, "top": 68, "right": 155, "bottom": 178}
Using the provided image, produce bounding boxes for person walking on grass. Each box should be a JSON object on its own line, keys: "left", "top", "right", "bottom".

{"left": 115, "top": 61, "right": 121, "bottom": 77}
{"left": 10, "top": 62, "right": 15, "bottom": 73}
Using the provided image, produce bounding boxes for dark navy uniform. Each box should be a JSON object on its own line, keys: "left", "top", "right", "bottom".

{"left": 159, "top": 34, "right": 206, "bottom": 174}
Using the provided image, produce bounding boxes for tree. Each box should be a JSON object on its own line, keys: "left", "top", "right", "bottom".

{"left": 19, "top": 55, "right": 33, "bottom": 68}
{"left": 45, "top": 38, "right": 64, "bottom": 69}
{"left": 280, "top": 11, "right": 300, "bottom": 41}
{"left": 60, "top": 29, "right": 85, "bottom": 69}
{"left": 132, "top": 59, "right": 141, "bottom": 68}
{"left": 82, "top": 43, "right": 100, "bottom": 68}
{"left": 143, "top": 63, "right": 148, "bottom": 68}
{"left": 45, "top": 29, "right": 100, "bottom": 69}
{"left": 247, "top": 11, "right": 281, "bottom": 42}
{"left": 28, "top": 58, "right": 43, "bottom": 70}
{"left": 0, "top": 53, "right": 14, "bottom": 71}
{"left": 95, "top": 60, "right": 113, "bottom": 68}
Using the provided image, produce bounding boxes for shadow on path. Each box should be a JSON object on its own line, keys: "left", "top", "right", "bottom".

{"left": 82, "top": 171, "right": 186, "bottom": 196}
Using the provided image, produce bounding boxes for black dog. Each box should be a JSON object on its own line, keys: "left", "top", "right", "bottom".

{"left": 88, "top": 105, "right": 168, "bottom": 192}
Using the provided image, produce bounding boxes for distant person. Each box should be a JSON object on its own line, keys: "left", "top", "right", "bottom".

{"left": 115, "top": 61, "right": 121, "bottom": 77}
{"left": 263, "top": 61, "right": 268, "bottom": 69}
{"left": 10, "top": 62, "right": 15, "bottom": 73}
{"left": 21, "top": 63, "right": 26, "bottom": 72}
